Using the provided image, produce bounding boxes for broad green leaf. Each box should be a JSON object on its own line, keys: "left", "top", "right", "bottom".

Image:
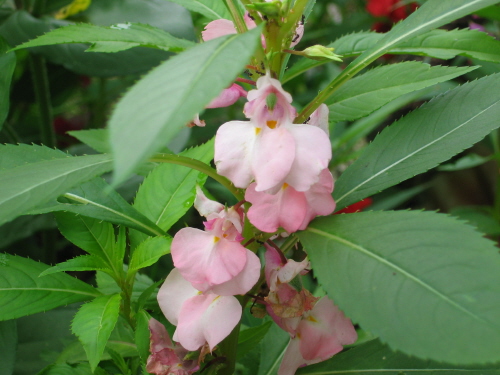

{"left": 38, "top": 363, "right": 93, "bottom": 375}
{"left": 72, "top": 294, "right": 122, "bottom": 371}
{"left": 257, "top": 322, "right": 289, "bottom": 375}
{"left": 55, "top": 212, "right": 123, "bottom": 277}
{"left": 437, "top": 153, "right": 492, "bottom": 171}
{"left": 68, "top": 129, "right": 110, "bottom": 153}
{"left": 475, "top": 4, "right": 500, "bottom": 21}
{"left": 39, "top": 255, "right": 111, "bottom": 277}
{"left": 163, "top": 0, "right": 232, "bottom": 20}
{"left": 326, "top": 63, "right": 475, "bottom": 123}
{"left": 0, "top": 254, "right": 100, "bottom": 320}
{"left": 298, "top": 211, "right": 500, "bottom": 364}
{"left": 297, "top": 0, "right": 500, "bottom": 122}
{"left": 0, "top": 320, "right": 16, "bottom": 375}
{"left": 284, "top": 28, "right": 500, "bottom": 83}
{"left": 0, "top": 143, "right": 68, "bottom": 170}
{"left": 0, "top": 36, "right": 15, "bottom": 131}
{"left": 109, "top": 27, "right": 262, "bottom": 185}
{"left": 0, "top": 153, "right": 113, "bottom": 226}
{"left": 297, "top": 339, "right": 500, "bottom": 375}
{"left": 238, "top": 321, "right": 272, "bottom": 360}
{"left": 128, "top": 236, "right": 172, "bottom": 272}
{"left": 450, "top": 206, "right": 500, "bottom": 236}
{"left": 11, "top": 23, "right": 194, "bottom": 53}
{"left": 130, "top": 139, "right": 214, "bottom": 247}
{"left": 333, "top": 74, "right": 500, "bottom": 209}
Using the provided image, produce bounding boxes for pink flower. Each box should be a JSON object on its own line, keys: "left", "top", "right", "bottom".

{"left": 146, "top": 318, "right": 199, "bottom": 375}
{"left": 214, "top": 76, "right": 331, "bottom": 193}
{"left": 202, "top": 14, "right": 257, "bottom": 41}
{"left": 278, "top": 297, "right": 358, "bottom": 375}
{"left": 246, "top": 168, "right": 336, "bottom": 233}
{"left": 206, "top": 83, "right": 247, "bottom": 109}
{"left": 157, "top": 269, "right": 243, "bottom": 351}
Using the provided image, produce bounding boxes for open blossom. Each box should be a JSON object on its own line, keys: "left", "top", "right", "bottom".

{"left": 158, "top": 269, "right": 242, "bottom": 351}
{"left": 214, "top": 76, "right": 331, "bottom": 194}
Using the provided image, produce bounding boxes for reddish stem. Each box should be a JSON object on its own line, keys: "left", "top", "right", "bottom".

{"left": 236, "top": 77, "right": 256, "bottom": 86}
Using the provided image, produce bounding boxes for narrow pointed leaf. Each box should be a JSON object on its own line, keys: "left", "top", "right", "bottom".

{"left": 11, "top": 23, "right": 194, "bottom": 53}
{"left": 39, "top": 255, "right": 111, "bottom": 277}
{"left": 128, "top": 236, "right": 172, "bottom": 272}
{"left": 109, "top": 27, "right": 262, "bottom": 185}
{"left": 257, "top": 322, "right": 289, "bottom": 375}
{"left": 68, "top": 129, "right": 110, "bottom": 153}
{"left": 298, "top": 211, "right": 500, "bottom": 364}
{"left": 238, "top": 321, "right": 272, "bottom": 360}
{"left": 0, "top": 254, "right": 100, "bottom": 320}
{"left": 72, "top": 294, "right": 122, "bottom": 371}
{"left": 297, "top": 339, "right": 500, "bottom": 375}
{"left": 334, "top": 74, "right": 500, "bottom": 209}
{"left": 0, "top": 153, "right": 113, "bottom": 226}
{"left": 0, "top": 37, "right": 16, "bottom": 131}
{"left": 326, "top": 63, "right": 475, "bottom": 122}
{"left": 163, "top": 0, "right": 232, "bottom": 20}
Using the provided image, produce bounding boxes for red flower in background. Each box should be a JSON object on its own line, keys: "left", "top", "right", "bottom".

{"left": 335, "top": 198, "right": 373, "bottom": 214}
{"left": 366, "top": 0, "right": 418, "bottom": 32}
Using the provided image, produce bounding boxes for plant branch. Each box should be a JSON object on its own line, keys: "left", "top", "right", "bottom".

{"left": 224, "top": 0, "right": 248, "bottom": 34}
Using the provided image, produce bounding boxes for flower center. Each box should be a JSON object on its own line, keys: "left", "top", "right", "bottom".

{"left": 266, "top": 120, "right": 277, "bottom": 129}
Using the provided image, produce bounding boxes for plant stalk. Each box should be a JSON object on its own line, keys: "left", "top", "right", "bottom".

{"left": 224, "top": 0, "right": 248, "bottom": 34}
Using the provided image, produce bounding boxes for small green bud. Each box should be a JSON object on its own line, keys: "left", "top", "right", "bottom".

{"left": 266, "top": 93, "right": 278, "bottom": 111}
{"left": 246, "top": 1, "right": 282, "bottom": 18}
{"left": 298, "top": 45, "right": 343, "bottom": 62}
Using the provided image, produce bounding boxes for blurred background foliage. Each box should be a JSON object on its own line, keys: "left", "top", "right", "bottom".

{"left": 0, "top": 0, "right": 499, "bottom": 373}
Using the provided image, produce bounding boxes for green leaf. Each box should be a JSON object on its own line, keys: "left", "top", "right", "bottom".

{"left": 0, "top": 143, "right": 68, "bottom": 170}
{"left": 0, "top": 320, "right": 16, "bottom": 375}
{"left": 437, "top": 153, "right": 492, "bottom": 171}
{"left": 11, "top": 23, "right": 194, "bottom": 53}
{"left": 128, "top": 236, "right": 172, "bottom": 273}
{"left": 109, "top": 27, "right": 262, "bottom": 185}
{"left": 38, "top": 363, "right": 93, "bottom": 375}
{"left": 55, "top": 212, "right": 123, "bottom": 277}
{"left": 72, "top": 294, "right": 122, "bottom": 371}
{"left": 326, "top": 62, "right": 475, "bottom": 123}
{"left": 238, "top": 321, "right": 272, "bottom": 360}
{"left": 257, "top": 322, "right": 289, "bottom": 375}
{"left": 130, "top": 139, "right": 215, "bottom": 247}
{"left": 68, "top": 129, "right": 110, "bottom": 153}
{"left": 96, "top": 270, "right": 156, "bottom": 304}
{"left": 0, "top": 153, "right": 113, "bottom": 226}
{"left": 0, "top": 214, "right": 55, "bottom": 250}
{"left": 333, "top": 74, "right": 500, "bottom": 209}
{"left": 450, "top": 206, "right": 500, "bottom": 236}
{"left": 298, "top": 211, "right": 500, "bottom": 364}
{"left": 0, "top": 254, "right": 100, "bottom": 320}
{"left": 297, "top": 339, "right": 500, "bottom": 375}
{"left": 39, "top": 255, "right": 111, "bottom": 277}
{"left": 163, "top": 0, "right": 232, "bottom": 20}
{"left": 135, "top": 309, "right": 151, "bottom": 363}
{"left": 284, "top": 28, "right": 500, "bottom": 83}
{"left": 0, "top": 37, "right": 15, "bottom": 131}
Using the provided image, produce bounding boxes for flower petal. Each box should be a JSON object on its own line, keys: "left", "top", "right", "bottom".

{"left": 206, "top": 84, "right": 247, "bottom": 109}
{"left": 202, "top": 19, "right": 236, "bottom": 41}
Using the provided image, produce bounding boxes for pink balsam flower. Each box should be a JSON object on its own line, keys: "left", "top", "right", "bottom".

{"left": 158, "top": 269, "right": 243, "bottom": 351}
{"left": 278, "top": 297, "right": 358, "bottom": 375}
{"left": 206, "top": 83, "right": 247, "bottom": 109}
{"left": 146, "top": 318, "right": 199, "bottom": 375}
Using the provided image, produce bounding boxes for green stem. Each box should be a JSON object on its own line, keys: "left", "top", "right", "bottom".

{"left": 224, "top": 0, "right": 248, "bottom": 34}
{"left": 29, "top": 54, "right": 55, "bottom": 147}
{"left": 149, "top": 154, "right": 244, "bottom": 201}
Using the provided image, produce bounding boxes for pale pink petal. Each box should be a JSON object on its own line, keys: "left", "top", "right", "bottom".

{"left": 189, "top": 114, "right": 205, "bottom": 127}
{"left": 206, "top": 84, "right": 247, "bottom": 109}
{"left": 175, "top": 294, "right": 242, "bottom": 351}
{"left": 278, "top": 337, "right": 312, "bottom": 375}
{"left": 264, "top": 243, "right": 284, "bottom": 288}
{"left": 298, "top": 297, "right": 357, "bottom": 361}
{"left": 278, "top": 257, "right": 310, "bottom": 284}
{"left": 157, "top": 269, "right": 199, "bottom": 326}
{"left": 252, "top": 126, "right": 296, "bottom": 192}
{"left": 171, "top": 228, "right": 247, "bottom": 286}
{"left": 210, "top": 249, "right": 261, "bottom": 296}
{"left": 283, "top": 124, "right": 332, "bottom": 192}
{"left": 194, "top": 185, "right": 224, "bottom": 217}
{"left": 299, "top": 169, "right": 336, "bottom": 230}
{"left": 307, "top": 104, "right": 329, "bottom": 135}
{"left": 202, "top": 19, "right": 236, "bottom": 41}
{"left": 148, "top": 317, "right": 174, "bottom": 353}
{"left": 246, "top": 183, "right": 307, "bottom": 233}
{"left": 214, "top": 121, "right": 257, "bottom": 188}
{"left": 290, "top": 23, "right": 304, "bottom": 47}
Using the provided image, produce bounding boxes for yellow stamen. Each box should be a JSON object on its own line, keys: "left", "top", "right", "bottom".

{"left": 282, "top": 183, "right": 289, "bottom": 190}
{"left": 267, "top": 120, "right": 277, "bottom": 129}
{"left": 255, "top": 127, "right": 261, "bottom": 135}
{"left": 214, "top": 236, "right": 220, "bottom": 243}
{"left": 306, "top": 315, "right": 318, "bottom": 323}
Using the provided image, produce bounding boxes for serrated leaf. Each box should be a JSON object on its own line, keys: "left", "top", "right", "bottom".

{"left": 0, "top": 144, "right": 69, "bottom": 170}
{"left": 297, "top": 339, "right": 500, "bottom": 375}
{"left": 0, "top": 254, "right": 100, "bottom": 320}
{"left": 334, "top": 74, "right": 500, "bottom": 209}
{"left": 298, "top": 211, "right": 500, "bottom": 364}
{"left": 0, "top": 36, "right": 16, "bottom": 131}
{"left": 326, "top": 63, "right": 475, "bottom": 122}
{"left": 72, "top": 294, "right": 122, "bottom": 371}
{"left": 238, "top": 321, "right": 272, "bottom": 360}
{"left": 96, "top": 270, "right": 155, "bottom": 304}
{"left": 68, "top": 129, "right": 110, "bottom": 153}
{"left": 128, "top": 236, "right": 172, "bottom": 273}
{"left": 130, "top": 139, "right": 214, "bottom": 247}
{"left": 0, "top": 152, "right": 113, "bottom": 226}
{"left": 109, "top": 27, "right": 262, "bottom": 185}
{"left": 11, "top": 23, "right": 194, "bottom": 53}
{"left": 55, "top": 212, "right": 123, "bottom": 277}
{"left": 0, "top": 320, "right": 16, "bottom": 375}
{"left": 284, "top": 28, "right": 500, "bottom": 83}
{"left": 39, "top": 255, "right": 111, "bottom": 277}
{"left": 164, "top": 0, "right": 232, "bottom": 20}
{"left": 450, "top": 206, "right": 500, "bottom": 236}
